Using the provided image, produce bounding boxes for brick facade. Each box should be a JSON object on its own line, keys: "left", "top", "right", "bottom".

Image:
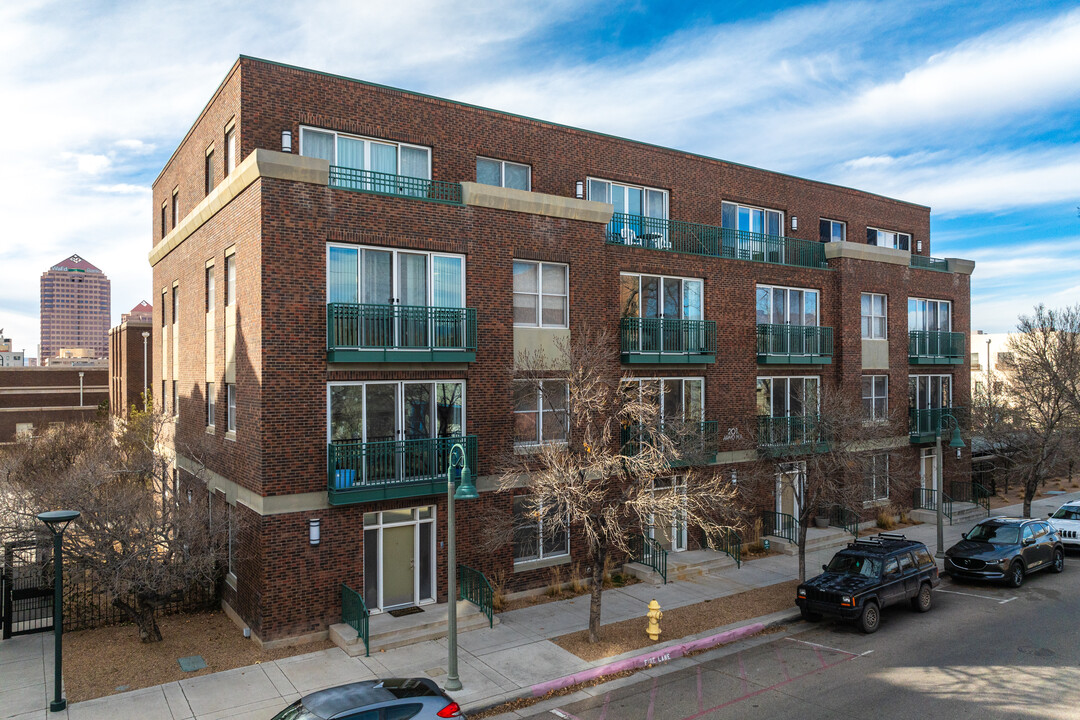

{"left": 0, "top": 367, "right": 108, "bottom": 442}
{"left": 151, "top": 57, "right": 973, "bottom": 644}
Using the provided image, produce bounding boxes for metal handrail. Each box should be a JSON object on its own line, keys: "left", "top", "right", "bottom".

{"left": 711, "top": 528, "right": 742, "bottom": 568}
{"left": 328, "top": 435, "right": 477, "bottom": 493}
{"left": 909, "top": 407, "right": 968, "bottom": 439}
{"left": 328, "top": 166, "right": 463, "bottom": 205}
{"left": 630, "top": 534, "right": 668, "bottom": 584}
{"left": 761, "top": 510, "right": 798, "bottom": 545}
{"left": 327, "top": 303, "right": 476, "bottom": 353}
{"left": 910, "top": 255, "right": 950, "bottom": 272}
{"left": 457, "top": 564, "right": 494, "bottom": 628}
{"left": 950, "top": 480, "right": 992, "bottom": 516}
{"left": 821, "top": 503, "right": 859, "bottom": 537}
{"left": 756, "top": 415, "right": 827, "bottom": 453}
{"left": 912, "top": 488, "right": 953, "bottom": 522}
{"left": 341, "top": 583, "right": 369, "bottom": 657}
{"left": 909, "top": 330, "right": 964, "bottom": 359}
{"left": 756, "top": 324, "right": 834, "bottom": 359}
{"left": 619, "top": 317, "right": 717, "bottom": 357}
{"left": 620, "top": 421, "right": 719, "bottom": 458}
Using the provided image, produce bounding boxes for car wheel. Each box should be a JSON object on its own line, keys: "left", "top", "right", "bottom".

{"left": 800, "top": 607, "right": 822, "bottom": 622}
{"left": 858, "top": 601, "right": 880, "bottom": 634}
{"left": 911, "top": 583, "right": 932, "bottom": 613}
{"left": 1007, "top": 561, "right": 1025, "bottom": 588}
{"left": 1052, "top": 548, "right": 1065, "bottom": 574}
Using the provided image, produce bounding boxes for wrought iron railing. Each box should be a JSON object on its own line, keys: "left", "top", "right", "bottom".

{"left": 328, "top": 436, "right": 477, "bottom": 502}
{"left": 619, "top": 317, "right": 716, "bottom": 359}
{"left": 341, "top": 583, "right": 369, "bottom": 657}
{"left": 629, "top": 533, "right": 668, "bottom": 584}
{"left": 912, "top": 488, "right": 953, "bottom": 523}
{"left": 327, "top": 303, "right": 476, "bottom": 358}
{"left": 457, "top": 564, "right": 494, "bottom": 628}
{"left": 328, "top": 166, "right": 463, "bottom": 205}
{"left": 910, "top": 255, "right": 950, "bottom": 272}
{"left": 909, "top": 407, "right": 967, "bottom": 441}
{"left": 756, "top": 415, "right": 827, "bottom": 454}
{"left": 949, "top": 480, "right": 992, "bottom": 516}
{"left": 761, "top": 511, "right": 798, "bottom": 545}
{"left": 821, "top": 503, "right": 860, "bottom": 538}
{"left": 756, "top": 324, "right": 834, "bottom": 361}
{"left": 620, "top": 421, "right": 719, "bottom": 459}
{"left": 605, "top": 213, "right": 829, "bottom": 269}
{"left": 711, "top": 527, "right": 743, "bottom": 568}
{"left": 908, "top": 330, "right": 964, "bottom": 361}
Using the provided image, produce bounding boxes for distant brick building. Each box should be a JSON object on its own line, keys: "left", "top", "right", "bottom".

{"left": 150, "top": 56, "right": 974, "bottom": 646}
{"left": 109, "top": 301, "right": 154, "bottom": 417}
{"left": 39, "top": 254, "right": 111, "bottom": 361}
{"left": 0, "top": 367, "right": 107, "bottom": 442}
{"left": 0, "top": 331, "right": 24, "bottom": 367}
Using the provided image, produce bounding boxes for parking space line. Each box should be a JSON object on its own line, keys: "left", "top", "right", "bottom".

{"left": 774, "top": 645, "right": 791, "bottom": 681}
{"left": 645, "top": 677, "right": 658, "bottom": 720}
{"left": 937, "top": 588, "right": 1018, "bottom": 604}
{"left": 783, "top": 637, "right": 859, "bottom": 657}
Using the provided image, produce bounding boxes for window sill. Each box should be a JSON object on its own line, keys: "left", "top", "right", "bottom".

{"left": 514, "top": 442, "right": 567, "bottom": 455}
{"left": 206, "top": 425, "right": 215, "bottom": 435}
{"left": 513, "top": 554, "right": 571, "bottom": 574}
{"left": 225, "top": 572, "right": 237, "bottom": 590}
{"left": 863, "top": 498, "right": 891, "bottom": 509}
{"left": 225, "top": 430, "right": 237, "bottom": 442}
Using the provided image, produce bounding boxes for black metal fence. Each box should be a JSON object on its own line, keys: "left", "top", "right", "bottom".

{"left": 62, "top": 567, "right": 218, "bottom": 632}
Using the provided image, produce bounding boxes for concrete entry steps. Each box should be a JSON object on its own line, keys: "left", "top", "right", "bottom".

{"left": 330, "top": 600, "right": 498, "bottom": 657}
{"left": 623, "top": 549, "right": 737, "bottom": 586}
{"left": 910, "top": 501, "right": 987, "bottom": 528}
{"left": 769, "top": 526, "right": 855, "bottom": 556}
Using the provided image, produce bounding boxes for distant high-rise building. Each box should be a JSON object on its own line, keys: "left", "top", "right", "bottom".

{"left": 39, "top": 254, "right": 111, "bottom": 361}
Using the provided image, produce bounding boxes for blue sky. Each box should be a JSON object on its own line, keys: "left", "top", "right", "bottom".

{"left": 2, "top": 0, "right": 1079, "bottom": 357}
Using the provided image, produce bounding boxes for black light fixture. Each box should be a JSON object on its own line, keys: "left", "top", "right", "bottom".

{"left": 37, "top": 510, "right": 80, "bottom": 713}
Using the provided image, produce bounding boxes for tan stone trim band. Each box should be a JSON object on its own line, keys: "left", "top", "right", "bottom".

{"left": 460, "top": 181, "right": 613, "bottom": 224}
{"left": 824, "top": 241, "right": 975, "bottom": 274}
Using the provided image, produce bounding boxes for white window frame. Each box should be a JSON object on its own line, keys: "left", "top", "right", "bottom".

{"left": 476, "top": 156, "right": 531, "bottom": 191}
{"left": 513, "top": 495, "right": 570, "bottom": 564}
{"left": 756, "top": 376, "right": 820, "bottom": 417}
{"left": 820, "top": 218, "right": 846, "bottom": 243}
{"left": 326, "top": 380, "right": 467, "bottom": 444}
{"left": 226, "top": 383, "right": 237, "bottom": 432}
{"left": 513, "top": 260, "right": 568, "bottom": 328}
{"left": 909, "top": 374, "right": 953, "bottom": 411}
{"left": 363, "top": 506, "right": 438, "bottom": 612}
{"left": 722, "top": 201, "right": 785, "bottom": 236}
{"left": 325, "top": 243, "right": 466, "bottom": 308}
{"left": 756, "top": 284, "right": 820, "bottom": 326}
{"left": 207, "top": 382, "right": 216, "bottom": 429}
{"left": 587, "top": 177, "right": 668, "bottom": 219}
{"left": 862, "top": 375, "right": 888, "bottom": 421}
{"left": 908, "top": 298, "right": 952, "bottom": 333}
{"left": 513, "top": 380, "right": 569, "bottom": 447}
{"left": 867, "top": 226, "right": 911, "bottom": 251}
{"left": 620, "top": 273, "right": 704, "bottom": 319}
{"left": 299, "top": 125, "right": 432, "bottom": 179}
{"left": 864, "top": 454, "right": 889, "bottom": 505}
{"left": 622, "top": 377, "right": 705, "bottom": 424}
{"left": 861, "top": 293, "right": 887, "bottom": 339}
{"left": 225, "top": 256, "right": 236, "bottom": 307}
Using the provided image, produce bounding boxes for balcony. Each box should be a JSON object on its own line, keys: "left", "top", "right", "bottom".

{"left": 605, "top": 213, "right": 829, "bottom": 270}
{"left": 757, "top": 415, "right": 828, "bottom": 456}
{"left": 328, "top": 166, "right": 463, "bottom": 205}
{"left": 909, "top": 407, "right": 967, "bottom": 444}
{"left": 910, "top": 255, "right": 950, "bottom": 272}
{"left": 620, "top": 421, "right": 719, "bottom": 462}
{"left": 327, "top": 303, "right": 477, "bottom": 363}
{"left": 328, "top": 435, "right": 478, "bottom": 505}
{"left": 909, "top": 331, "right": 964, "bottom": 365}
{"left": 620, "top": 317, "right": 716, "bottom": 364}
{"left": 756, "top": 324, "right": 833, "bottom": 365}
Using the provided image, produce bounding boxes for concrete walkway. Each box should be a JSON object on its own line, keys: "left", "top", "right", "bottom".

{"left": 3, "top": 490, "right": 1076, "bottom": 720}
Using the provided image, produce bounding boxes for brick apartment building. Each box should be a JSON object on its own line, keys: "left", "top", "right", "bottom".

{"left": 109, "top": 301, "right": 154, "bottom": 417}
{"left": 0, "top": 367, "right": 108, "bottom": 442}
{"left": 150, "top": 56, "right": 974, "bottom": 646}
{"left": 39, "top": 254, "right": 111, "bottom": 361}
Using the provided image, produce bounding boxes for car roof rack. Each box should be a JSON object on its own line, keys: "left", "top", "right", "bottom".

{"left": 851, "top": 533, "right": 908, "bottom": 547}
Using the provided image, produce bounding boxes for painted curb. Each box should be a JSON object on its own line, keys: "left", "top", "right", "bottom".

{"left": 529, "top": 621, "right": 766, "bottom": 697}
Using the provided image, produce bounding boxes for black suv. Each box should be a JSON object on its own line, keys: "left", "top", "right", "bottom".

{"left": 945, "top": 517, "right": 1064, "bottom": 587}
{"left": 796, "top": 533, "right": 939, "bottom": 634}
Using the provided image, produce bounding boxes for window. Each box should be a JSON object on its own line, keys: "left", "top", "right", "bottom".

{"left": 722, "top": 201, "right": 783, "bottom": 237}
{"left": 861, "top": 293, "right": 887, "bottom": 339}
{"left": 226, "top": 383, "right": 236, "bottom": 432}
{"left": 867, "top": 227, "right": 911, "bottom": 251}
{"left": 898, "top": 551, "right": 914, "bottom": 573}
{"left": 225, "top": 255, "right": 236, "bottom": 307}
{"left": 756, "top": 376, "right": 819, "bottom": 417}
{"left": 204, "top": 148, "right": 214, "bottom": 196}
{"left": 908, "top": 298, "right": 951, "bottom": 333}
{"left": 513, "top": 261, "right": 567, "bottom": 328}
{"left": 172, "top": 380, "right": 178, "bottom": 419}
{"left": 623, "top": 377, "right": 704, "bottom": 424}
{"left": 996, "top": 352, "right": 1015, "bottom": 369}
{"left": 909, "top": 375, "right": 952, "bottom": 411}
{"left": 327, "top": 245, "right": 464, "bottom": 309}
{"left": 477, "top": 157, "right": 530, "bottom": 191}
{"left": 14, "top": 423, "right": 33, "bottom": 440}
{"left": 225, "top": 125, "right": 236, "bottom": 174}
{"left": 300, "top": 126, "right": 431, "bottom": 179}
{"left": 206, "top": 266, "right": 215, "bottom": 313}
{"left": 862, "top": 376, "right": 888, "bottom": 420}
{"left": 329, "top": 381, "right": 465, "bottom": 444}
{"left": 588, "top": 178, "right": 667, "bottom": 219}
{"left": 172, "top": 285, "right": 179, "bottom": 326}
{"left": 513, "top": 496, "right": 569, "bottom": 563}
{"left": 756, "top": 285, "right": 819, "bottom": 326}
{"left": 864, "top": 454, "right": 889, "bottom": 504}
{"left": 207, "top": 382, "right": 215, "bottom": 428}
{"left": 513, "top": 380, "right": 568, "bottom": 446}
{"left": 819, "top": 219, "right": 845, "bottom": 243}
{"left": 621, "top": 273, "right": 703, "bottom": 321}
{"left": 161, "top": 380, "right": 166, "bottom": 413}
{"left": 171, "top": 188, "right": 179, "bottom": 228}
{"left": 160, "top": 201, "right": 167, "bottom": 239}
{"left": 227, "top": 505, "right": 235, "bottom": 577}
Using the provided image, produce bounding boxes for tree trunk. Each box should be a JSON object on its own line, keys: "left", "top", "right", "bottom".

{"left": 113, "top": 596, "right": 164, "bottom": 643}
{"left": 588, "top": 544, "right": 606, "bottom": 643}
{"left": 797, "top": 513, "right": 809, "bottom": 582}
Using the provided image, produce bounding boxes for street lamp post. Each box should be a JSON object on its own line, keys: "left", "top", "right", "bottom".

{"left": 37, "top": 510, "right": 80, "bottom": 713}
{"left": 78, "top": 372, "right": 84, "bottom": 407}
{"left": 444, "top": 442, "right": 478, "bottom": 693}
{"left": 933, "top": 413, "right": 965, "bottom": 558}
{"left": 142, "top": 331, "right": 150, "bottom": 409}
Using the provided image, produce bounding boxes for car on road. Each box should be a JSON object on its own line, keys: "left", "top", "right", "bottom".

{"left": 1048, "top": 500, "right": 1080, "bottom": 550}
{"left": 270, "top": 678, "right": 465, "bottom": 720}
{"left": 796, "top": 533, "right": 939, "bottom": 634}
{"left": 945, "top": 517, "right": 1064, "bottom": 587}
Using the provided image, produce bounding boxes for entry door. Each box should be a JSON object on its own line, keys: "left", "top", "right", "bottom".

{"left": 398, "top": 253, "right": 428, "bottom": 346}
{"left": 650, "top": 478, "right": 687, "bottom": 552}
{"left": 382, "top": 525, "right": 415, "bottom": 608}
{"left": 365, "top": 384, "right": 399, "bottom": 483}
{"left": 921, "top": 449, "right": 936, "bottom": 490}
{"left": 776, "top": 463, "right": 804, "bottom": 533}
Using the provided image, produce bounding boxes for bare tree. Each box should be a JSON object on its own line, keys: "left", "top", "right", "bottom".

{"left": 495, "top": 330, "right": 739, "bottom": 643}
{"left": 0, "top": 409, "right": 228, "bottom": 642}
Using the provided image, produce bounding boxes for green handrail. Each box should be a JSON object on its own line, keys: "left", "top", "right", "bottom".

{"left": 328, "top": 435, "right": 478, "bottom": 495}
{"left": 606, "top": 212, "right": 828, "bottom": 269}
{"left": 341, "top": 583, "right": 369, "bottom": 657}
{"left": 822, "top": 503, "right": 859, "bottom": 537}
{"left": 756, "top": 324, "right": 834, "bottom": 360}
{"left": 909, "top": 407, "right": 967, "bottom": 440}
{"left": 761, "top": 511, "right": 798, "bottom": 545}
{"left": 630, "top": 534, "right": 668, "bottom": 584}
{"left": 327, "top": 303, "right": 477, "bottom": 353}
{"left": 912, "top": 488, "right": 953, "bottom": 522}
{"left": 457, "top": 564, "right": 494, "bottom": 628}
{"left": 950, "top": 480, "right": 992, "bottom": 516}
{"left": 712, "top": 528, "right": 742, "bottom": 568}
{"left": 328, "top": 166, "right": 463, "bottom": 205}
{"left": 908, "top": 330, "right": 964, "bottom": 360}
{"left": 910, "top": 255, "right": 950, "bottom": 272}
{"left": 620, "top": 421, "right": 719, "bottom": 458}
{"left": 619, "top": 317, "right": 717, "bottom": 357}
{"left": 756, "top": 415, "right": 827, "bottom": 454}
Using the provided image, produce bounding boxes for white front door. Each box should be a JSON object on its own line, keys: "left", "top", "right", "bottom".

{"left": 650, "top": 477, "right": 687, "bottom": 552}
{"left": 921, "top": 449, "right": 937, "bottom": 491}
{"left": 776, "top": 462, "right": 805, "bottom": 533}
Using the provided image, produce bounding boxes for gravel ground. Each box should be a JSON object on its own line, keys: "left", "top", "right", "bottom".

{"left": 64, "top": 611, "right": 332, "bottom": 702}
{"left": 551, "top": 580, "right": 799, "bottom": 662}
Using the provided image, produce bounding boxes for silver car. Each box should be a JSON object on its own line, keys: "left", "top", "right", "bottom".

{"left": 271, "top": 678, "right": 465, "bottom": 720}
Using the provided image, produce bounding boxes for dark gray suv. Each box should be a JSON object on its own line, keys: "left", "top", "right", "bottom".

{"left": 945, "top": 517, "right": 1064, "bottom": 587}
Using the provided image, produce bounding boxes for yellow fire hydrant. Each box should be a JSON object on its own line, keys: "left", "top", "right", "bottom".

{"left": 646, "top": 599, "right": 663, "bottom": 641}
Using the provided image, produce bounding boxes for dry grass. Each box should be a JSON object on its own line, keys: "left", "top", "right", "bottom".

{"left": 499, "top": 572, "right": 639, "bottom": 613}
{"left": 859, "top": 519, "right": 921, "bottom": 537}
{"left": 551, "top": 580, "right": 799, "bottom": 662}
{"left": 64, "top": 611, "right": 332, "bottom": 703}
{"left": 875, "top": 508, "right": 897, "bottom": 530}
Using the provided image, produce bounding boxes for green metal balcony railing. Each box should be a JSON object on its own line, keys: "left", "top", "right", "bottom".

{"left": 909, "top": 407, "right": 967, "bottom": 443}
{"left": 757, "top": 415, "right": 828, "bottom": 456}
{"left": 629, "top": 533, "right": 668, "bottom": 584}
{"left": 620, "top": 421, "right": 719, "bottom": 460}
{"left": 327, "top": 303, "right": 477, "bottom": 362}
{"left": 909, "top": 330, "right": 964, "bottom": 364}
{"left": 328, "top": 435, "right": 478, "bottom": 504}
{"left": 910, "top": 254, "right": 950, "bottom": 272}
{"left": 620, "top": 317, "right": 717, "bottom": 363}
{"left": 341, "top": 583, "right": 369, "bottom": 657}
{"left": 457, "top": 564, "right": 494, "bottom": 629}
{"left": 329, "top": 166, "right": 463, "bottom": 205}
{"left": 913, "top": 488, "right": 953, "bottom": 523}
{"left": 756, "top": 324, "right": 834, "bottom": 364}
{"left": 605, "top": 213, "right": 829, "bottom": 270}
{"left": 761, "top": 511, "right": 798, "bottom": 545}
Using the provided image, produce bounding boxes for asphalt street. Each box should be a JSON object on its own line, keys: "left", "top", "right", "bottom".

{"left": 544, "top": 558, "right": 1080, "bottom": 720}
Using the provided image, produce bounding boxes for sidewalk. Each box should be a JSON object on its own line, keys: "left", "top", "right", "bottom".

{"left": 3, "top": 490, "right": 1076, "bottom": 720}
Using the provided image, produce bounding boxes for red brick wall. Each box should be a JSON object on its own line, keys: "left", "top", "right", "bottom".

{"left": 0, "top": 368, "right": 107, "bottom": 442}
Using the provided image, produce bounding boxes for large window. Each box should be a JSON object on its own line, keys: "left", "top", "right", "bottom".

{"left": 205, "top": 148, "right": 214, "bottom": 196}
{"left": 756, "top": 376, "right": 819, "bottom": 417}
{"left": 328, "top": 245, "right": 465, "bottom": 309}
{"left": 207, "top": 382, "right": 216, "bottom": 429}
{"left": 513, "top": 380, "right": 568, "bottom": 446}
{"left": 300, "top": 126, "right": 431, "bottom": 180}
{"left": 909, "top": 375, "right": 952, "bottom": 411}
{"left": 206, "top": 266, "right": 215, "bottom": 313}
{"left": 867, "top": 227, "right": 911, "bottom": 251}
{"left": 862, "top": 375, "right": 888, "bottom": 420}
{"left": 172, "top": 380, "right": 178, "bottom": 419}
{"left": 861, "top": 293, "right": 887, "bottom": 339}
{"left": 621, "top": 274, "right": 702, "bottom": 321}
{"left": 908, "top": 298, "right": 951, "bottom": 333}
{"left": 328, "top": 381, "right": 465, "bottom": 444}
{"left": 819, "top": 219, "right": 846, "bottom": 243}
{"left": 722, "top": 201, "right": 783, "bottom": 237}
{"left": 225, "top": 255, "right": 236, "bottom": 307}
{"left": 588, "top": 178, "right": 667, "bottom": 219}
{"left": 756, "top": 285, "right": 818, "bottom": 326}
{"left": 224, "top": 125, "right": 236, "bottom": 174}
{"left": 513, "top": 496, "right": 569, "bottom": 564}
{"left": 513, "top": 261, "right": 567, "bottom": 328}
{"left": 623, "top": 377, "right": 704, "bottom": 424}
{"left": 477, "top": 157, "right": 530, "bottom": 191}
{"left": 864, "top": 454, "right": 889, "bottom": 503}
{"left": 171, "top": 189, "right": 179, "bottom": 228}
